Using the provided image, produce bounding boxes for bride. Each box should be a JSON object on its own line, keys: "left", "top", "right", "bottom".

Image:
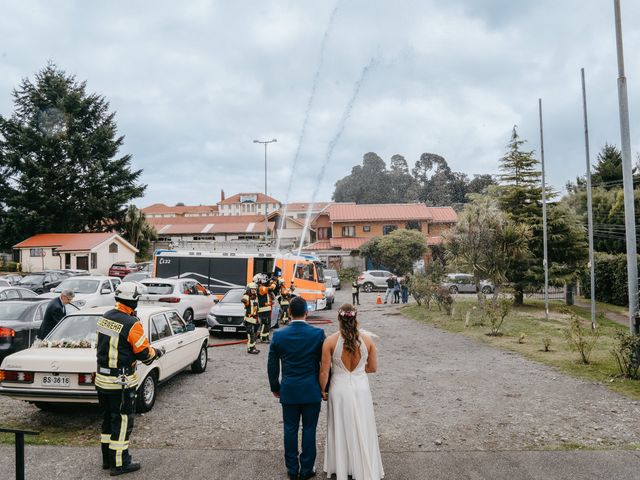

{"left": 320, "top": 304, "right": 384, "bottom": 480}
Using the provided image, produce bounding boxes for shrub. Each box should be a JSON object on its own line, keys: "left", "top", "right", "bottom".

{"left": 0, "top": 260, "right": 20, "bottom": 272}
{"left": 542, "top": 337, "right": 552, "bottom": 352}
{"left": 611, "top": 331, "right": 640, "bottom": 379}
{"left": 409, "top": 273, "right": 437, "bottom": 308}
{"left": 564, "top": 312, "right": 600, "bottom": 364}
{"left": 338, "top": 267, "right": 360, "bottom": 284}
{"left": 580, "top": 252, "right": 640, "bottom": 306}
{"left": 484, "top": 297, "right": 512, "bottom": 336}
{"left": 434, "top": 287, "right": 453, "bottom": 315}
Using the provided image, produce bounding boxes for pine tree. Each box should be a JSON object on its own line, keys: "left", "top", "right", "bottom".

{"left": 0, "top": 63, "right": 145, "bottom": 248}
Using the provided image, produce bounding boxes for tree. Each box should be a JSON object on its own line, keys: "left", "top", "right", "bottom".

{"left": 359, "top": 229, "right": 427, "bottom": 275}
{"left": 0, "top": 64, "right": 145, "bottom": 249}
{"left": 121, "top": 205, "right": 157, "bottom": 260}
{"left": 591, "top": 144, "right": 624, "bottom": 188}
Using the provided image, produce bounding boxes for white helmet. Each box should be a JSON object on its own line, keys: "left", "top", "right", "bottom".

{"left": 115, "top": 282, "right": 146, "bottom": 301}
{"left": 253, "top": 273, "right": 268, "bottom": 284}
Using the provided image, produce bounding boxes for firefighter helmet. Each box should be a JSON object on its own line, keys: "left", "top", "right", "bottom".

{"left": 115, "top": 282, "right": 146, "bottom": 310}
{"left": 253, "top": 273, "right": 268, "bottom": 284}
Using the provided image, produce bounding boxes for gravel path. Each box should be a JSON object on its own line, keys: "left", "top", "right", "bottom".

{"left": 1, "top": 289, "right": 639, "bottom": 452}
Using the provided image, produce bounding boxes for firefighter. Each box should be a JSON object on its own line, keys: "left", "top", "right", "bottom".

{"left": 95, "top": 282, "right": 163, "bottom": 476}
{"left": 255, "top": 273, "right": 275, "bottom": 343}
{"left": 242, "top": 282, "right": 260, "bottom": 354}
{"left": 278, "top": 285, "right": 293, "bottom": 325}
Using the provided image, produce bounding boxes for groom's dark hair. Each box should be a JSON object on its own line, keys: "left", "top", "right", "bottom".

{"left": 289, "top": 296, "right": 307, "bottom": 318}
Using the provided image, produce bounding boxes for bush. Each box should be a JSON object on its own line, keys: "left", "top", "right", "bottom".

{"left": 483, "top": 297, "right": 511, "bottom": 336}
{"left": 434, "top": 287, "right": 453, "bottom": 315}
{"left": 611, "top": 331, "right": 640, "bottom": 379}
{"left": 0, "top": 260, "right": 20, "bottom": 272}
{"left": 564, "top": 312, "right": 600, "bottom": 364}
{"left": 580, "top": 252, "right": 639, "bottom": 306}
{"left": 408, "top": 273, "right": 437, "bottom": 308}
{"left": 542, "top": 337, "right": 552, "bottom": 352}
{"left": 338, "top": 267, "right": 359, "bottom": 284}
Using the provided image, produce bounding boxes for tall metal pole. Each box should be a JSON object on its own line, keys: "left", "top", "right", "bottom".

{"left": 581, "top": 68, "right": 597, "bottom": 329}
{"left": 264, "top": 143, "right": 268, "bottom": 196}
{"left": 613, "top": 0, "right": 639, "bottom": 333}
{"left": 539, "top": 98, "right": 549, "bottom": 320}
{"left": 253, "top": 138, "right": 277, "bottom": 242}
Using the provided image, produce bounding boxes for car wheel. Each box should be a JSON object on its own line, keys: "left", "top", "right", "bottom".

{"left": 449, "top": 285, "right": 459, "bottom": 294}
{"left": 191, "top": 343, "right": 208, "bottom": 373}
{"left": 183, "top": 309, "right": 194, "bottom": 323}
{"left": 34, "top": 402, "right": 55, "bottom": 411}
{"left": 481, "top": 286, "right": 493, "bottom": 294}
{"left": 136, "top": 371, "right": 158, "bottom": 413}
{"left": 363, "top": 282, "right": 374, "bottom": 293}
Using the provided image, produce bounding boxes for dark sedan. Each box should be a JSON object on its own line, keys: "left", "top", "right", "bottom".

{"left": 17, "top": 272, "right": 66, "bottom": 294}
{"left": 0, "top": 299, "right": 79, "bottom": 362}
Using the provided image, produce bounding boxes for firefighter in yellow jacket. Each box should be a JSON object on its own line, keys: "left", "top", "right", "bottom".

{"left": 242, "top": 282, "right": 260, "bottom": 354}
{"left": 96, "top": 282, "right": 163, "bottom": 476}
{"left": 255, "top": 273, "right": 275, "bottom": 343}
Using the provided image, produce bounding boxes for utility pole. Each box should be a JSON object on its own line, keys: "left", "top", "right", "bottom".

{"left": 581, "top": 68, "right": 597, "bottom": 329}
{"left": 539, "top": 98, "right": 549, "bottom": 320}
{"left": 613, "top": 0, "right": 639, "bottom": 334}
{"left": 253, "top": 138, "right": 277, "bottom": 242}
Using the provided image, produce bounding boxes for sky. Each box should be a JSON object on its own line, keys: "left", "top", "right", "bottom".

{"left": 0, "top": 0, "right": 639, "bottom": 208}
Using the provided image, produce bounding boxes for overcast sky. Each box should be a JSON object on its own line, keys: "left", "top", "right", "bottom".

{"left": 1, "top": 0, "right": 639, "bottom": 208}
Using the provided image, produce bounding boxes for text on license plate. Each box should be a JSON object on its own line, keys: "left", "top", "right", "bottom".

{"left": 42, "top": 374, "right": 70, "bottom": 387}
{"left": 223, "top": 327, "right": 236, "bottom": 332}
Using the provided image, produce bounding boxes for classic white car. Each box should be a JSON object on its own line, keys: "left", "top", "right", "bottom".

{"left": 0, "top": 306, "right": 210, "bottom": 412}
{"left": 139, "top": 278, "right": 216, "bottom": 324}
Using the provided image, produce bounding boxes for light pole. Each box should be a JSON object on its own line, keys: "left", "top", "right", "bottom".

{"left": 253, "top": 138, "right": 277, "bottom": 241}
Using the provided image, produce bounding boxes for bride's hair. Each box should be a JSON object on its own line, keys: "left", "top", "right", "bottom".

{"left": 338, "top": 304, "right": 360, "bottom": 354}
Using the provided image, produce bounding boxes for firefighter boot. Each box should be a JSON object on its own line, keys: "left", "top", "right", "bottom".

{"left": 248, "top": 347, "right": 260, "bottom": 355}
{"left": 110, "top": 461, "right": 141, "bottom": 476}
{"left": 101, "top": 443, "right": 111, "bottom": 469}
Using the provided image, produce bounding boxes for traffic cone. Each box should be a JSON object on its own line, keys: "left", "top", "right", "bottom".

{"left": 376, "top": 293, "right": 382, "bottom": 304}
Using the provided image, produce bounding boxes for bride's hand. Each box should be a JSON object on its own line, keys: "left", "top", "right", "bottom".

{"left": 321, "top": 391, "right": 328, "bottom": 401}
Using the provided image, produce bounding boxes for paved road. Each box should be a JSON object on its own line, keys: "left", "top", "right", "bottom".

{"left": 2, "top": 289, "right": 640, "bottom": 479}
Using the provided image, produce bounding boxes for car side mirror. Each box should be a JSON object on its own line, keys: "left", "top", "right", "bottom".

{"left": 213, "top": 298, "right": 219, "bottom": 304}
{"left": 49, "top": 287, "right": 55, "bottom": 292}
{"left": 186, "top": 323, "right": 195, "bottom": 332}
{"left": 101, "top": 288, "right": 111, "bottom": 295}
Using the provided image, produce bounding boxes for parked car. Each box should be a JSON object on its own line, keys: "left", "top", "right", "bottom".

{"left": 139, "top": 278, "right": 216, "bottom": 324}
{"left": 108, "top": 262, "right": 140, "bottom": 278}
{"left": 39, "top": 276, "right": 121, "bottom": 309}
{"left": 324, "top": 279, "right": 335, "bottom": 310}
{"left": 324, "top": 269, "right": 341, "bottom": 290}
{"left": 0, "top": 279, "right": 10, "bottom": 287}
{"left": 441, "top": 273, "right": 494, "bottom": 294}
{"left": 122, "top": 271, "right": 152, "bottom": 283}
{"left": 51, "top": 269, "right": 89, "bottom": 277}
{"left": 206, "top": 288, "right": 280, "bottom": 334}
{"left": 357, "top": 270, "right": 394, "bottom": 292}
{"left": 136, "top": 262, "right": 152, "bottom": 273}
{"left": 0, "top": 299, "right": 80, "bottom": 362}
{"left": 0, "top": 287, "right": 39, "bottom": 301}
{"left": 17, "top": 272, "right": 66, "bottom": 294}
{"left": 0, "top": 275, "right": 23, "bottom": 286}
{"left": 0, "top": 305, "right": 209, "bottom": 411}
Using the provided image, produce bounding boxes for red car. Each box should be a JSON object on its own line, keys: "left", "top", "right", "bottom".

{"left": 108, "top": 262, "right": 139, "bottom": 278}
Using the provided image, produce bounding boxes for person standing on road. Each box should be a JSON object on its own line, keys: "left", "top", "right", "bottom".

{"left": 401, "top": 278, "right": 409, "bottom": 304}
{"left": 38, "top": 289, "right": 75, "bottom": 339}
{"left": 256, "top": 274, "right": 275, "bottom": 343}
{"left": 393, "top": 278, "right": 401, "bottom": 304}
{"left": 351, "top": 280, "right": 360, "bottom": 305}
{"left": 384, "top": 276, "right": 395, "bottom": 304}
{"left": 242, "top": 282, "right": 261, "bottom": 354}
{"left": 268, "top": 296, "right": 326, "bottom": 480}
{"left": 95, "top": 282, "right": 163, "bottom": 476}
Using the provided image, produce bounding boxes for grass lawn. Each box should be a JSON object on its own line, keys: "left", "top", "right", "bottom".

{"left": 402, "top": 298, "right": 640, "bottom": 400}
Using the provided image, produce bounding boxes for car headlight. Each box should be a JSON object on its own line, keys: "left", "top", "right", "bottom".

{"left": 74, "top": 299, "right": 87, "bottom": 307}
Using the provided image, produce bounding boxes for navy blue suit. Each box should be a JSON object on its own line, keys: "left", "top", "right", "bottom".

{"left": 268, "top": 320, "right": 325, "bottom": 477}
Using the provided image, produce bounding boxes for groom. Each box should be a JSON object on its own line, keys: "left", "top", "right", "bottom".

{"left": 267, "top": 296, "right": 326, "bottom": 480}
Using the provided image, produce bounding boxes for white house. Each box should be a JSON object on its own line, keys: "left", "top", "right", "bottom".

{"left": 14, "top": 233, "right": 138, "bottom": 274}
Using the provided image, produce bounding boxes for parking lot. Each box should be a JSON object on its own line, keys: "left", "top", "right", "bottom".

{"left": 2, "top": 289, "right": 640, "bottom": 478}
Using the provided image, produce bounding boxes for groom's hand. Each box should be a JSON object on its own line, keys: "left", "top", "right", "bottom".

{"left": 321, "top": 391, "right": 328, "bottom": 401}
{"left": 272, "top": 391, "right": 280, "bottom": 399}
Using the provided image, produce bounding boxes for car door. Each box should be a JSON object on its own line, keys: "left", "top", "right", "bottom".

{"left": 180, "top": 280, "right": 200, "bottom": 319}
{"left": 149, "top": 313, "right": 177, "bottom": 380}
{"left": 193, "top": 282, "right": 213, "bottom": 319}
{"left": 98, "top": 280, "right": 114, "bottom": 306}
{"left": 166, "top": 311, "right": 201, "bottom": 366}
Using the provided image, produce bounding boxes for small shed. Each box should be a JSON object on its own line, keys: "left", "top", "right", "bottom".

{"left": 14, "top": 233, "right": 138, "bottom": 274}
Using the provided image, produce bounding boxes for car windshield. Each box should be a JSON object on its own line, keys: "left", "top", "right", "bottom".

{"left": 221, "top": 289, "right": 245, "bottom": 303}
{"left": 0, "top": 303, "right": 32, "bottom": 320}
{"left": 143, "top": 283, "right": 174, "bottom": 295}
{"left": 19, "top": 275, "right": 44, "bottom": 284}
{"left": 54, "top": 278, "right": 100, "bottom": 294}
{"left": 325, "top": 269, "right": 337, "bottom": 277}
{"left": 47, "top": 315, "right": 99, "bottom": 342}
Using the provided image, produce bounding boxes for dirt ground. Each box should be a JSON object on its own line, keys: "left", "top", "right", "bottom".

{"left": 1, "top": 289, "right": 640, "bottom": 452}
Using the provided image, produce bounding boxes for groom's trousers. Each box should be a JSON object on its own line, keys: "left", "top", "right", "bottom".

{"left": 281, "top": 402, "right": 321, "bottom": 477}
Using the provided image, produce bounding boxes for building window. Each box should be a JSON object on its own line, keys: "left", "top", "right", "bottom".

{"left": 52, "top": 249, "right": 60, "bottom": 256}
{"left": 383, "top": 225, "right": 397, "bottom": 235}
{"left": 406, "top": 220, "right": 422, "bottom": 231}
{"left": 91, "top": 252, "right": 98, "bottom": 269}
{"left": 342, "top": 226, "right": 356, "bottom": 237}
{"left": 362, "top": 226, "right": 371, "bottom": 232}
{"left": 109, "top": 242, "right": 118, "bottom": 254}
{"left": 318, "top": 227, "right": 332, "bottom": 240}
{"left": 30, "top": 248, "right": 44, "bottom": 257}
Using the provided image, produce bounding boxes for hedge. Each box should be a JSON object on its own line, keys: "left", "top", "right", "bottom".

{"left": 581, "top": 252, "right": 639, "bottom": 307}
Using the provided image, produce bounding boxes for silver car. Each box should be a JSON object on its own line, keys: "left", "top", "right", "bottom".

{"left": 357, "top": 270, "right": 394, "bottom": 292}
{"left": 441, "top": 273, "right": 494, "bottom": 294}
{"left": 206, "top": 288, "right": 279, "bottom": 334}
{"left": 324, "top": 279, "right": 335, "bottom": 310}
{"left": 324, "top": 269, "right": 341, "bottom": 290}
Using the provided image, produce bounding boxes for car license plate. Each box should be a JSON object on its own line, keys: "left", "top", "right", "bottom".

{"left": 223, "top": 327, "right": 236, "bottom": 333}
{"left": 42, "top": 374, "right": 70, "bottom": 387}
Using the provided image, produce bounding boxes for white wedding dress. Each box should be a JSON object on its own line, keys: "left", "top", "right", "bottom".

{"left": 324, "top": 334, "right": 384, "bottom": 480}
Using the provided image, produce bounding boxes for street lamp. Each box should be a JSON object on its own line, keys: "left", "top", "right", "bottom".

{"left": 253, "top": 138, "right": 277, "bottom": 241}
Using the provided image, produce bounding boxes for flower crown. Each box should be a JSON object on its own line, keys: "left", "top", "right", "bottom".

{"left": 339, "top": 309, "right": 357, "bottom": 318}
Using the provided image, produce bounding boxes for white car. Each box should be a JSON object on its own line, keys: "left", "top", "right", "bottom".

{"left": 139, "top": 278, "right": 216, "bottom": 324}
{"left": 0, "top": 306, "right": 210, "bottom": 412}
{"left": 206, "top": 288, "right": 280, "bottom": 334}
{"left": 39, "top": 276, "right": 122, "bottom": 309}
{"left": 0, "top": 286, "right": 40, "bottom": 300}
